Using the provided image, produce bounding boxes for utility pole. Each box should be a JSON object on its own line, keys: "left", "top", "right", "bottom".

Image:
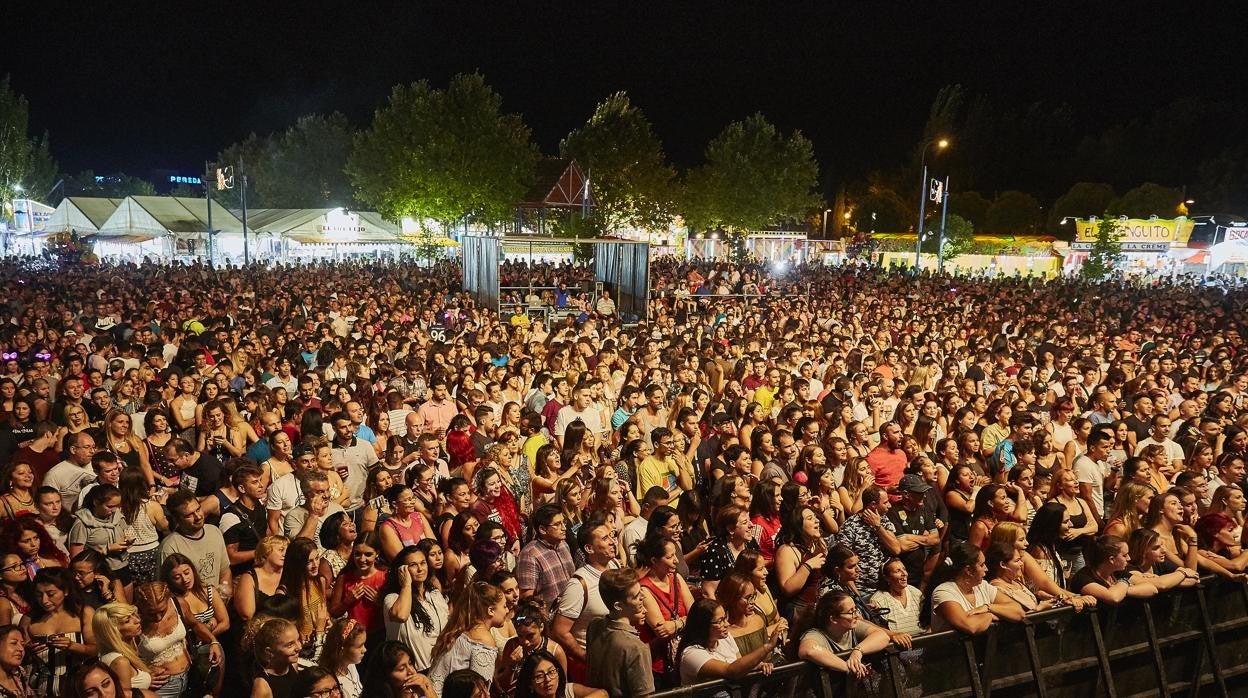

{"left": 239, "top": 159, "right": 250, "bottom": 264}
{"left": 937, "top": 176, "right": 950, "bottom": 274}
{"left": 204, "top": 161, "right": 214, "bottom": 265}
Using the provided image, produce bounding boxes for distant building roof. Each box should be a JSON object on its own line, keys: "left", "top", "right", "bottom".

{"left": 519, "top": 159, "right": 594, "bottom": 209}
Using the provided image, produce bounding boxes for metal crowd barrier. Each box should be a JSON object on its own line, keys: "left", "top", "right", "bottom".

{"left": 653, "top": 575, "right": 1248, "bottom": 698}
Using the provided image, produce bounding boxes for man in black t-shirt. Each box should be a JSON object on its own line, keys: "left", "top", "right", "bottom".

{"left": 220, "top": 462, "right": 270, "bottom": 575}
{"left": 888, "top": 475, "right": 942, "bottom": 584}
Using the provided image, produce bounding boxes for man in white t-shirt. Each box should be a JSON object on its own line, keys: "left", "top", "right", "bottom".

{"left": 265, "top": 444, "right": 318, "bottom": 535}
{"left": 550, "top": 521, "right": 620, "bottom": 680}
{"left": 1074, "top": 431, "right": 1115, "bottom": 521}
{"left": 554, "top": 384, "right": 600, "bottom": 446}
{"left": 1134, "top": 415, "right": 1185, "bottom": 472}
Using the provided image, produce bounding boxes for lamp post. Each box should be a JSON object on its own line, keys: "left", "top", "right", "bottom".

{"left": 822, "top": 208, "right": 832, "bottom": 238}
{"left": 914, "top": 137, "right": 949, "bottom": 271}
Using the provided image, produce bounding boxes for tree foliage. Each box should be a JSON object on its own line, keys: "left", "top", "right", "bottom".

{"left": 683, "top": 113, "right": 823, "bottom": 234}
{"left": 0, "top": 77, "right": 60, "bottom": 216}
{"left": 349, "top": 73, "right": 539, "bottom": 226}
{"left": 985, "top": 190, "right": 1043, "bottom": 233}
{"left": 212, "top": 114, "right": 355, "bottom": 210}
{"left": 1081, "top": 216, "right": 1123, "bottom": 280}
{"left": 939, "top": 213, "right": 974, "bottom": 261}
{"left": 64, "top": 171, "right": 156, "bottom": 198}
{"left": 0, "top": 77, "right": 30, "bottom": 217}
{"left": 948, "top": 191, "right": 990, "bottom": 230}
{"left": 1049, "top": 182, "right": 1115, "bottom": 232}
{"left": 212, "top": 134, "right": 271, "bottom": 209}
{"left": 265, "top": 113, "right": 355, "bottom": 208}
{"left": 851, "top": 185, "right": 911, "bottom": 233}
{"left": 1107, "top": 182, "right": 1183, "bottom": 218}
{"left": 24, "top": 131, "right": 59, "bottom": 203}
{"left": 559, "top": 91, "right": 676, "bottom": 233}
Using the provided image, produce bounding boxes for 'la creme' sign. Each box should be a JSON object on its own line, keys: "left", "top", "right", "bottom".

{"left": 318, "top": 210, "right": 363, "bottom": 241}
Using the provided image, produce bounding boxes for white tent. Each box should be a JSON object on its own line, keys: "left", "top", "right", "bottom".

{"left": 245, "top": 208, "right": 408, "bottom": 258}
{"left": 43, "top": 197, "right": 124, "bottom": 234}
{"left": 94, "top": 196, "right": 243, "bottom": 259}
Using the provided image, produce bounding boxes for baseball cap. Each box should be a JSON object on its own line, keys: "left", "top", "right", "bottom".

{"left": 898, "top": 474, "right": 932, "bottom": 495}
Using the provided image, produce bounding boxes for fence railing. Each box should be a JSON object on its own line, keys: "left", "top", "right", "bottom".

{"left": 652, "top": 575, "right": 1248, "bottom": 698}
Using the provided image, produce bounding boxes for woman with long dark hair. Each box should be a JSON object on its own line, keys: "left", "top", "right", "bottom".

{"left": 675, "top": 598, "right": 782, "bottom": 684}
{"left": 318, "top": 618, "right": 366, "bottom": 698}
{"left": 919, "top": 542, "right": 1024, "bottom": 634}
{"left": 797, "top": 589, "right": 891, "bottom": 679}
{"left": 359, "top": 641, "right": 435, "bottom": 698}
{"left": 24, "top": 567, "right": 97, "bottom": 695}
{"left": 379, "top": 545, "right": 448, "bottom": 673}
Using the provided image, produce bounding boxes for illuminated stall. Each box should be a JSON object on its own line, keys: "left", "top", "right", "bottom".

{"left": 1062, "top": 216, "right": 1195, "bottom": 275}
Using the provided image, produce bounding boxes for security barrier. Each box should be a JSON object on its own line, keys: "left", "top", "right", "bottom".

{"left": 653, "top": 576, "right": 1248, "bottom": 698}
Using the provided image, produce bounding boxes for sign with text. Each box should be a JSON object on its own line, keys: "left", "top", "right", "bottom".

{"left": 1072, "top": 217, "right": 1195, "bottom": 251}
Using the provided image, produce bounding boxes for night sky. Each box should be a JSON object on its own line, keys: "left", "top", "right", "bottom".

{"left": 8, "top": 2, "right": 1248, "bottom": 189}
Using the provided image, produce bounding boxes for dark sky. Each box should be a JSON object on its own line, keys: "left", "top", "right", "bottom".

{"left": 7, "top": 2, "right": 1248, "bottom": 190}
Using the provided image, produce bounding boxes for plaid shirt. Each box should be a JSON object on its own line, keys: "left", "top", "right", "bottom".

{"left": 517, "top": 536, "right": 575, "bottom": 605}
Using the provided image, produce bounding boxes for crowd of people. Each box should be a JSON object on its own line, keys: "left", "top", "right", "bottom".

{"left": 0, "top": 255, "right": 1246, "bottom": 698}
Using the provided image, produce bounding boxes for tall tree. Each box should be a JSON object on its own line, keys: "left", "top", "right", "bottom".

{"left": 683, "top": 113, "right": 823, "bottom": 234}
{"left": 559, "top": 91, "right": 676, "bottom": 233}
{"left": 1108, "top": 182, "right": 1183, "bottom": 218}
{"left": 1081, "top": 216, "right": 1123, "bottom": 280}
{"left": 24, "top": 131, "right": 59, "bottom": 203}
{"left": 985, "top": 190, "right": 1043, "bottom": 234}
{"left": 213, "top": 134, "right": 272, "bottom": 209}
{"left": 349, "top": 73, "right": 538, "bottom": 227}
{"left": 948, "top": 191, "right": 990, "bottom": 230}
{"left": 1049, "top": 182, "right": 1116, "bottom": 232}
{"left": 0, "top": 77, "right": 30, "bottom": 219}
{"left": 938, "top": 213, "right": 974, "bottom": 261}
{"left": 264, "top": 113, "right": 356, "bottom": 208}
{"left": 63, "top": 171, "right": 156, "bottom": 198}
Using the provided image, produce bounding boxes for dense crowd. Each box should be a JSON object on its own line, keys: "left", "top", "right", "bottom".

{"left": 0, "top": 256, "right": 1246, "bottom": 698}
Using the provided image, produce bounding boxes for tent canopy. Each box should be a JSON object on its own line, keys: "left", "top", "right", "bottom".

{"left": 95, "top": 196, "right": 243, "bottom": 239}
{"left": 245, "top": 208, "right": 405, "bottom": 244}
{"left": 42, "top": 197, "right": 123, "bottom": 234}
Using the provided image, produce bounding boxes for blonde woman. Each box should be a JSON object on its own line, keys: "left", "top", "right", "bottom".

{"left": 1103, "top": 482, "right": 1155, "bottom": 541}
{"left": 58, "top": 403, "right": 92, "bottom": 452}
{"left": 94, "top": 601, "right": 165, "bottom": 694}
{"left": 102, "top": 409, "right": 154, "bottom": 485}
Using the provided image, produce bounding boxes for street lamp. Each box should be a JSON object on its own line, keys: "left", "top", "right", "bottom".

{"left": 914, "top": 138, "right": 949, "bottom": 270}
{"left": 821, "top": 208, "right": 832, "bottom": 237}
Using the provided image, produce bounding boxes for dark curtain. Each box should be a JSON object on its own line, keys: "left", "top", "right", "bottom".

{"left": 594, "top": 241, "right": 649, "bottom": 321}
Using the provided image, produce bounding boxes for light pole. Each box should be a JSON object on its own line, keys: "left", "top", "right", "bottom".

{"left": 821, "top": 208, "right": 832, "bottom": 238}
{"left": 914, "top": 137, "right": 949, "bottom": 271}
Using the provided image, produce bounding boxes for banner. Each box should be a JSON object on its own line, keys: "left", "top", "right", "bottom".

{"left": 1071, "top": 217, "right": 1194, "bottom": 252}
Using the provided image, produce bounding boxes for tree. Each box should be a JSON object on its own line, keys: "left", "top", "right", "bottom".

{"left": 63, "top": 171, "right": 156, "bottom": 198}
{"left": 948, "top": 191, "right": 990, "bottom": 230}
{"left": 169, "top": 183, "right": 204, "bottom": 198}
{"left": 683, "top": 113, "right": 823, "bottom": 236}
{"left": 851, "top": 186, "right": 911, "bottom": 233}
{"left": 938, "top": 213, "right": 974, "bottom": 261}
{"left": 349, "top": 73, "right": 539, "bottom": 227}
{"left": 213, "top": 134, "right": 271, "bottom": 209}
{"left": 23, "top": 132, "right": 58, "bottom": 203}
{"left": 559, "top": 92, "right": 676, "bottom": 233}
{"left": 985, "top": 190, "right": 1043, "bottom": 233}
{"left": 0, "top": 77, "right": 30, "bottom": 220}
{"left": 264, "top": 113, "right": 356, "bottom": 208}
{"left": 1049, "top": 182, "right": 1115, "bottom": 233}
{"left": 1107, "top": 182, "right": 1183, "bottom": 219}
{"left": 1081, "top": 216, "right": 1123, "bottom": 280}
